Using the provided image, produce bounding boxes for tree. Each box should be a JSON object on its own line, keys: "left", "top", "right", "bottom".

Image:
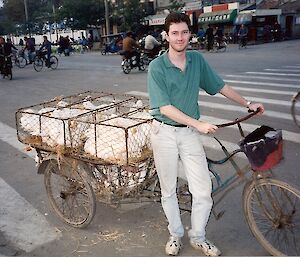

{"left": 113, "top": 0, "right": 146, "bottom": 32}
{"left": 56, "top": 0, "right": 105, "bottom": 30}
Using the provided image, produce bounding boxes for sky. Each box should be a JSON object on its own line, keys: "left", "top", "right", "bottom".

{"left": 0, "top": 0, "right": 3, "bottom": 8}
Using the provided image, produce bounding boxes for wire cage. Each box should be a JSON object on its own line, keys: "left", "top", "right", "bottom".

{"left": 16, "top": 91, "right": 153, "bottom": 167}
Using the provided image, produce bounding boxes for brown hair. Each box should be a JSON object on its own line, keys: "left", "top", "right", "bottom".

{"left": 164, "top": 12, "right": 191, "bottom": 34}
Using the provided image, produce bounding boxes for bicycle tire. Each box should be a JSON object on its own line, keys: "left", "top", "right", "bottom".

{"left": 16, "top": 56, "right": 26, "bottom": 68}
{"left": 49, "top": 56, "right": 58, "bottom": 70}
{"left": 33, "top": 57, "right": 43, "bottom": 72}
{"left": 291, "top": 92, "right": 300, "bottom": 128}
{"left": 44, "top": 159, "right": 96, "bottom": 228}
{"left": 243, "top": 178, "right": 300, "bottom": 256}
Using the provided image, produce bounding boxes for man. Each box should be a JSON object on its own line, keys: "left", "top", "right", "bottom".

{"left": 0, "top": 37, "right": 14, "bottom": 75}
{"left": 205, "top": 24, "right": 214, "bottom": 51}
{"left": 238, "top": 24, "right": 248, "bottom": 47}
{"left": 39, "top": 36, "right": 52, "bottom": 67}
{"left": 24, "top": 36, "right": 35, "bottom": 63}
{"left": 122, "top": 31, "right": 142, "bottom": 69}
{"left": 144, "top": 31, "right": 161, "bottom": 56}
{"left": 214, "top": 26, "right": 224, "bottom": 47}
{"left": 0, "top": 37, "right": 6, "bottom": 73}
{"left": 147, "top": 12, "right": 264, "bottom": 256}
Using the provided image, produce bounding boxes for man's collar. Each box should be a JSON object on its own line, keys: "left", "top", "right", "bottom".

{"left": 163, "top": 50, "right": 192, "bottom": 68}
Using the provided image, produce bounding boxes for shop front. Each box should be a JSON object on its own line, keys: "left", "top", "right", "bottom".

{"left": 234, "top": 9, "right": 281, "bottom": 42}
{"left": 198, "top": 9, "right": 238, "bottom": 35}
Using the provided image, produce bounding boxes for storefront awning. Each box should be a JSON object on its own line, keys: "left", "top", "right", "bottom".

{"left": 234, "top": 13, "right": 252, "bottom": 25}
{"left": 198, "top": 9, "right": 237, "bottom": 24}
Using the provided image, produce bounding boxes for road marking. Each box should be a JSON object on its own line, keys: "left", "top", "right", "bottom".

{"left": 199, "top": 91, "right": 292, "bottom": 107}
{"left": 0, "top": 122, "right": 61, "bottom": 252}
{"left": 246, "top": 72, "right": 300, "bottom": 77}
{"left": 223, "top": 74, "right": 300, "bottom": 83}
{"left": 229, "top": 86, "right": 295, "bottom": 96}
{"left": 264, "top": 68, "right": 300, "bottom": 72}
{"left": 283, "top": 66, "right": 300, "bottom": 69}
{"left": 128, "top": 91, "right": 293, "bottom": 121}
{"left": 224, "top": 79, "right": 300, "bottom": 89}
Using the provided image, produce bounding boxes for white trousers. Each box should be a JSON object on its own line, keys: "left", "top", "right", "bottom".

{"left": 151, "top": 120, "right": 213, "bottom": 243}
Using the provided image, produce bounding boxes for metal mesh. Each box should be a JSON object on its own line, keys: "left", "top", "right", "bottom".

{"left": 16, "top": 91, "right": 153, "bottom": 166}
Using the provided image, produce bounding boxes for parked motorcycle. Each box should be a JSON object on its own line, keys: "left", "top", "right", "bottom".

{"left": 120, "top": 50, "right": 145, "bottom": 74}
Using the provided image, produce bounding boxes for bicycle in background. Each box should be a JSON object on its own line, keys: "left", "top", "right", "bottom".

{"left": 33, "top": 50, "right": 58, "bottom": 72}
{"left": 291, "top": 91, "right": 300, "bottom": 128}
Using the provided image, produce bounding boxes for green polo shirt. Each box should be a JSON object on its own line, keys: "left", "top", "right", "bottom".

{"left": 147, "top": 50, "right": 225, "bottom": 126}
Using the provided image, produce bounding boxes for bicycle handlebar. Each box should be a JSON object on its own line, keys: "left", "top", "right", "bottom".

{"left": 216, "top": 109, "right": 260, "bottom": 128}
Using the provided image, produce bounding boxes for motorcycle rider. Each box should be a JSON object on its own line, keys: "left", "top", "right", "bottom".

{"left": 144, "top": 31, "right": 161, "bottom": 57}
{"left": 122, "top": 31, "right": 142, "bottom": 69}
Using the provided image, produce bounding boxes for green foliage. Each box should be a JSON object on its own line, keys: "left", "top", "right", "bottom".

{"left": 113, "top": 0, "right": 146, "bottom": 32}
{"left": 57, "top": 0, "right": 105, "bottom": 29}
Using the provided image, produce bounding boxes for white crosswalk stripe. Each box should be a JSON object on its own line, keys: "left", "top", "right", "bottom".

{"left": 0, "top": 122, "right": 61, "bottom": 252}
{"left": 224, "top": 74, "right": 300, "bottom": 83}
{"left": 246, "top": 71, "right": 300, "bottom": 77}
{"left": 224, "top": 79, "right": 300, "bottom": 89}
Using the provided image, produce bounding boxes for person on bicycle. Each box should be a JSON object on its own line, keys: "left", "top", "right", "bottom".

{"left": 23, "top": 36, "right": 35, "bottom": 64}
{"left": 39, "top": 36, "right": 52, "bottom": 67}
{"left": 238, "top": 24, "right": 248, "bottom": 47}
{"left": 147, "top": 12, "right": 264, "bottom": 257}
{"left": 0, "top": 37, "right": 13, "bottom": 75}
{"left": 214, "top": 26, "right": 224, "bottom": 48}
{"left": 122, "top": 31, "right": 142, "bottom": 70}
{"left": 205, "top": 24, "right": 214, "bottom": 51}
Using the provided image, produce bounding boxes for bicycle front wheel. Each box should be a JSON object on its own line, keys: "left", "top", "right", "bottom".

{"left": 291, "top": 92, "right": 300, "bottom": 128}
{"left": 243, "top": 178, "right": 300, "bottom": 256}
{"left": 15, "top": 56, "right": 26, "bottom": 68}
{"left": 49, "top": 56, "right": 58, "bottom": 70}
{"left": 44, "top": 159, "right": 96, "bottom": 228}
{"left": 33, "top": 57, "right": 43, "bottom": 72}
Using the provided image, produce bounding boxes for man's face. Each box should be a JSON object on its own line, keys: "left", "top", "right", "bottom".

{"left": 0, "top": 38, "right": 4, "bottom": 45}
{"left": 166, "top": 22, "right": 190, "bottom": 53}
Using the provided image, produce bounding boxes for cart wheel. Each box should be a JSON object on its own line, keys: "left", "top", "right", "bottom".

{"left": 44, "top": 159, "right": 96, "bottom": 228}
{"left": 243, "top": 178, "right": 300, "bottom": 256}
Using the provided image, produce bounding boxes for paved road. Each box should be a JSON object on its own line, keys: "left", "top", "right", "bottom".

{"left": 0, "top": 39, "right": 299, "bottom": 257}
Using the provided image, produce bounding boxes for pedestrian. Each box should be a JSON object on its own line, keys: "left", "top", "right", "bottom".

{"left": 147, "top": 12, "right": 264, "bottom": 256}
{"left": 205, "top": 24, "right": 214, "bottom": 51}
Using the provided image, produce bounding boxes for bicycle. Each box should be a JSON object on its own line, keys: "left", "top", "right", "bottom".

{"left": 14, "top": 49, "right": 28, "bottom": 68}
{"left": 239, "top": 36, "right": 247, "bottom": 49}
{"left": 291, "top": 91, "right": 300, "bottom": 128}
{"left": 211, "top": 36, "right": 227, "bottom": 53}
{"left": 15, "top": 92, "right": 300, "bottom": 256}
{"left": 33, "top": 50, "right": 58, "bottom": 72}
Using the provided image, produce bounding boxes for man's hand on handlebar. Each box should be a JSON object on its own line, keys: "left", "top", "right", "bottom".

{"left": 248, "top": 102, "right": 265, "bottom": 114}
{"left": 194, "top": 121, "right": 218, "bottom": 134}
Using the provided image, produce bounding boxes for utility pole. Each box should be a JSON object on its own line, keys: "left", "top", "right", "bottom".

{"left": 24, "top": 0, "right": 30, "bottom": 36}
{"left": 52, "top": 0, "right": 59, "bottom": 41}
{"left": 104, "top": 0, "right": 110, "bottom": 36}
